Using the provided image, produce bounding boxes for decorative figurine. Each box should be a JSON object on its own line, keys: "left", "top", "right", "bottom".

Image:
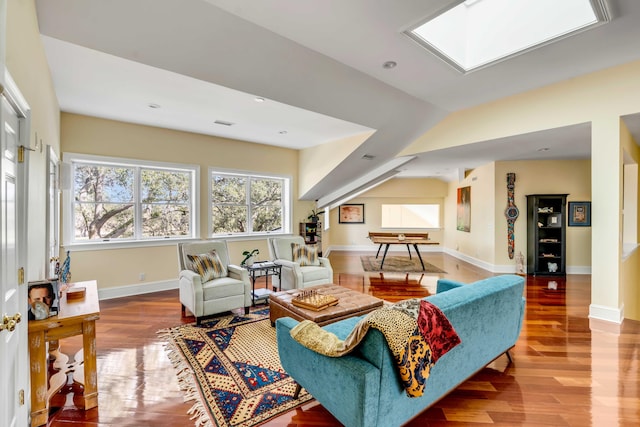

{"left": 60, "top": 250, "right": 72, "bottom": 284}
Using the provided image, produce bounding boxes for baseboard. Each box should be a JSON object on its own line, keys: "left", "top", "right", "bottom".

{"left": 442, "top": 248, "right": 503, "bottom": 273}
{"left": 589, "top": 303, "right": 624, "bottom": 325}
{"left": 98, "top": 279, "right": 179, "bottom": 300}
{"left": 566, "top": 266, "right": 592, "bottom": 274}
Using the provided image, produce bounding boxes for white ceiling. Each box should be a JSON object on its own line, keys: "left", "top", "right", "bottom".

{"left": 35, "top": 0, "right": 640, "bottom": 202}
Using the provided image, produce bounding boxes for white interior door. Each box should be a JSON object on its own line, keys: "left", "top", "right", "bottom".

{"left": 0, "top": 74, "right": 30, "bottom": 427}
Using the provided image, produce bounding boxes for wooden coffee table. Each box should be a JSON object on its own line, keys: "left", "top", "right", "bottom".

{"left": 269, "top": 284, "right": 384, "bottom": 326}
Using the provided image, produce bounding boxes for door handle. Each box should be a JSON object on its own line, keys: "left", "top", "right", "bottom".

{"left": 0, "top": 313, "right": 22, "bottom": 332}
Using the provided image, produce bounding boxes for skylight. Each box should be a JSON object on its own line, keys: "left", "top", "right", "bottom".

{"left": 405, "top": 0, "right": 611, "bottom": 73}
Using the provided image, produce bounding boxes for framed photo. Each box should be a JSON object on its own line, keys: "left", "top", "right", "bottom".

{"left": 339, "top": 204, "right": 365, "bottom": 224}
{"left": 568, "top": 201, "right": 591, "bottom": 226}
{"left": 27, "top": 280, "right": 59, "bottom": 320}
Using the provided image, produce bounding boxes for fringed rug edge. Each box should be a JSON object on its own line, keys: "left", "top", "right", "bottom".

{"left": 159, "top": 327, "right": 215, "bottom": 427}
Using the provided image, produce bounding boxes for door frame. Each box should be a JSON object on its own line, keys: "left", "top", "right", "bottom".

{"left": 1, "top": 68, "right": 32, "bottom": 427}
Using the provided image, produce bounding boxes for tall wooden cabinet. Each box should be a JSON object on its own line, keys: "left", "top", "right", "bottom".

{"left": 526, "top": 194, "right": 568, "bottom": 276}
{"left": 299, "top": 222, "right": 322, "bottom": 255}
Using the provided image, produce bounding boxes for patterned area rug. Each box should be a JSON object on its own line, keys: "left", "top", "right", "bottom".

{"left": 361, "top": 255, "right": 446, "bottom": 273}
{"left": 159, "top": 307, "right": 312, "bottom": 427}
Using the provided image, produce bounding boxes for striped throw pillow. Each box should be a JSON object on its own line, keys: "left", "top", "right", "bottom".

{"left": 291, "top": 243, "right": 320, "bottom": 266}
{"left": 187, "top": 250, "right": 227, "bottom": 282}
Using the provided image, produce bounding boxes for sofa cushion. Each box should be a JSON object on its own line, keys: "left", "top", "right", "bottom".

{"left": 292, "top": 243, "right": 320, "bottom": 266}
{"left": 301, "top": 265, "right": 330, "bottom": 282}
{"left": 202, "top": 276, "right": 245, "bottom": 300}
{"left": 271, "top": 236, "right": 305, "bottom": 261}
{"left": 187, "top": 250, "right": 227, "bottom": 282}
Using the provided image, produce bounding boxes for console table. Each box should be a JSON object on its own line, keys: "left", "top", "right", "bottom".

{"left": 245, "top": 262, "right": 282, "bottom": 305}
{"left": 28, "top": 280, "right": 100, "bottom": 427}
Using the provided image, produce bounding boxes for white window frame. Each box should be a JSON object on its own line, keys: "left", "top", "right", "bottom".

{"left": 62, "top": 153, "right": 200, "bottom": 250}
{"left": 209, "top": 167, "right": 291, "bottom": 238}
{"left": 381, "top": 203, "right": 442, "bottom": 229}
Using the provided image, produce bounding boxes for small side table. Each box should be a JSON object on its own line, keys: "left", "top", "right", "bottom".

{"left": 245, "top": 262, "right": 282, "bottom": 305}
{"left": 28, "top": 280, "right": 100, "bottom": 427}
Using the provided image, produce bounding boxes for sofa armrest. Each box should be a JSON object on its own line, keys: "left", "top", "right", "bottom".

{"left": 228, "top": 264, "right": 252, "bottom": 306}
{"left": 228, "top": 264, "right": 248, "bottom": 281}
{"left": 179, "top": 269, "right": 202, "bottom": 288}
{"left": 179, "top": 269, "right": 204, "bottom": 316}
{"left": 274, "top": 259, "right": 299, "bottom": 269}
{"left": 276, "top": 317, "right": 381, "bottom": 427}
{"left": 436, "top": 278, "right": 466, "bottom": 294}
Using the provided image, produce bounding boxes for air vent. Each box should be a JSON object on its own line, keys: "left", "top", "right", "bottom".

{"left": 362, "top": 154, "right": 376, "bottom": 160}
{"left": 214, "top": 120, "right": 235, "bottom": 126}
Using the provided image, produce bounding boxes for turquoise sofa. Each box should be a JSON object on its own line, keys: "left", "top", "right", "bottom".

{"left": 276, "top": 274, "right": 526, "bottom": 427}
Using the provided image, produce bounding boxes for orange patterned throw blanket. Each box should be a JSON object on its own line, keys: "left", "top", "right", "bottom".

{"left": 290, "top": 299, "right": 461, "bottom": 397}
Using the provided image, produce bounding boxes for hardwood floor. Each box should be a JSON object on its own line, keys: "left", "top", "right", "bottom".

{"left": 46, "top": 251, "right": 640, "bottom": 426}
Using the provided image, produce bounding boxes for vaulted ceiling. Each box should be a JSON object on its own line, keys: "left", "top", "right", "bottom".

{"left": 36, "top": 0, "right": 640, "bottom": 204}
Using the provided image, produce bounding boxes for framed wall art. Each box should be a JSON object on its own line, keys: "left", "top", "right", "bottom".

{"left": 339, "top": 204, "right": 365, "bottom": 224}
{"left": 456, "top": 186, "right": 471, "bottom": 232}
{"left": 568, "top": 201, "right": 591, "bottom": 226}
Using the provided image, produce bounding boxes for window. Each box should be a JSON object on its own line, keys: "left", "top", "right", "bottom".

{"left": 381, "top": 204, "right": 440, "bottom": 229}
{"left": 64, "top": 153, "right": 198, "bottom": 245}
{"left": 210, "top": 169, "right": 290, "bottom": 236}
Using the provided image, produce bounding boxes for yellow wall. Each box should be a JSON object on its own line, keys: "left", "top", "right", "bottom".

{"left": 494, "top": 159, "right": 592, "bottom": 270}
{"left": 61, "top": 113, "right": 306, "bottom": 289}
{"left": 6, "top": 0, "right": 61, "bottom": 282}
{"left": 327, "top": 178, "right": 448, "bottom": 248}
{"left": 403, "top": 60, "right": 640, "bottom": 322}
{"left": 620, "top": 120, "right": 640, "bottom": 320}
{"left": 445, "top": 163, "right": 496, "bottom": 265}
{"left": 298, "top": 131, "right": 373, "bottom": 198}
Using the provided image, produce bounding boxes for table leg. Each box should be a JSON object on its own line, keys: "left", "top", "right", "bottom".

{"left": 380, "top": 244, "right": 391, "bottom": 269}
{"left": 81, "top": 320, "right": 99, "bottom": 410}
{"left": 406, "top": 244, "right": 412, "bottom": 259}
{"left": 29, "top": 331, "right": 48, "bottom": 427}
{"left": 250, "top": 271, "right": 256, "bottom": 306}
{"left": 375, "top": 244, "right": 383, "bottom": 258}
{"left": 413, "top": 244, "right": 426, "bottom": 270}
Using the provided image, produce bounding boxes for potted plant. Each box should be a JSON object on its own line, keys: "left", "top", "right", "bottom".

{"left": 308, "top": 209, "right": 324, "bottom": 223}
{"left": 241, "top": 249, "right": 260, "bottom": 267}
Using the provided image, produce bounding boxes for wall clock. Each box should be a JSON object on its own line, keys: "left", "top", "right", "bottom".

{"left": 504, "top": 173, "right": 519, "bottom": 259}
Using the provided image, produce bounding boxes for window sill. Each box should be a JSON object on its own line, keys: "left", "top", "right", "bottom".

{"left": 63, "top": 232, "right": 294, "bottom": 252}
{"left": 63, "top": 237, "right": 202, "bottom": 252}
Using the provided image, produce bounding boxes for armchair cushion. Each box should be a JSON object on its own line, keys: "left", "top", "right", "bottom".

{"left": 202, "top": 277, "right": 247, "bottom": 300}
{"left": 186, "top": 250, "right": 227, "bottom": 281}
{"left": 292, "top": 243, "right": 320, "bottom": 266}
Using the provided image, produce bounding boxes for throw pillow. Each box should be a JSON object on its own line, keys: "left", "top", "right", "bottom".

{"left": 291, "top": 243, "right": 320, "bottom": 266}
{"left": 187, "top": 250, "right": 227, "bottom": 282}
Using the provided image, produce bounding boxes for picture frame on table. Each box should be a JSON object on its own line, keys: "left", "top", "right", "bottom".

{"left": 568, "top": 201, "right": 591, "bottom": 226}
{"left": 339, "top": 204, "right": 365, "bottom": 224}
{"left": 27, "top": 280, "right": 59, "bottom": 320}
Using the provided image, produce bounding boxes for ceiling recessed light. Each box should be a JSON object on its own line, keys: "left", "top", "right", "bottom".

{"left": 538, "top": 147, "right": 550, "bottom": 152}
{"left": 214, "top": 120, "right": 234, "bottom": 126}
{"left": 279, "top": 130, "right": 288, "bottom": 134}
{"left": 362, "top": 154, "right": 376, "bottom": 160}
{"left": 382, "top": 61, "right": 397, "bottom": 69}
{"left": 148, "top": 103, "right": 161, "bottom": 109}
{"left": 254, "top": 97, "right": 265, "bottom": 103}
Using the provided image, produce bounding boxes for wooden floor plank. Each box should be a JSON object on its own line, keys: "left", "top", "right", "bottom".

{"left": 45, "top": 251, "right": 640, "bottom": 427}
